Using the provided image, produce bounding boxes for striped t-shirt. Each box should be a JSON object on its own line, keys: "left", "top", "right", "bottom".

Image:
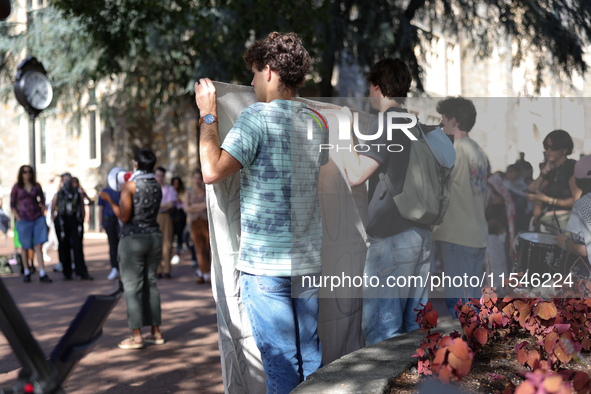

{"left": 221, "top": 100, "right": 328, "bottom": 276}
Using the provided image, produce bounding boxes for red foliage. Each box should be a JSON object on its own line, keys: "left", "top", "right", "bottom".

{"left": 413, "top": 332, "right": 473, "bottom": 383}
{"left": 415, "top": 301, "right": 438, "bottom": 334}
{"left": 413, "top": 283, "right": 591, "bottom": 388}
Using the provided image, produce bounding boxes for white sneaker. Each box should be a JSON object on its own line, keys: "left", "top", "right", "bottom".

{"left": 202, "top": 272, "right": 211, "bottom": 283}
{"left": 170, "top": 255, "right": 180, "bottom": 265}
{"left": 53, "top": 262, "right": 63, "bottom": 272}
{"left": 107, "top": 267, "right": 119, "bottom": 280}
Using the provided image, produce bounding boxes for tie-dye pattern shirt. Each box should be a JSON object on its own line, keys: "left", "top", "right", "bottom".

{"left": 221, "top": 100, "right": 329, "bottom": 276}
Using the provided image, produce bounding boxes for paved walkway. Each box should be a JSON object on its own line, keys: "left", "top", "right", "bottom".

{"left": 0, "top": 233, "right": 224, "bottom": 394}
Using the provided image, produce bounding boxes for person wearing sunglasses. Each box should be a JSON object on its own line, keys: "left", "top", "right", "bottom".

{"left": 527, "top": 129, "right": 582, "bottom": 234}
{"left": 10, "top": 165, "right": 52, "bottom": 283}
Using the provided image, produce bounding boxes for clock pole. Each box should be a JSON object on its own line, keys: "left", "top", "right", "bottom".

{"left": 29, "top": 112, "right": 36, "bottom": 169}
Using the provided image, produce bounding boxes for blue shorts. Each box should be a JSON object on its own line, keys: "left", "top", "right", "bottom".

{"left": 15, "top": 216, "right": 48, "bottom": 250}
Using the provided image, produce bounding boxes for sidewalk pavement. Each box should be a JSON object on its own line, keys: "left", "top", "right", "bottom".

{"left": 0, "top": 233, "right": 224, "bottom": 394}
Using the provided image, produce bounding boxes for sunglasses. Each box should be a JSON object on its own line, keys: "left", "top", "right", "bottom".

{"left": 544, "top": 145, "right": 563, "bottom": 152}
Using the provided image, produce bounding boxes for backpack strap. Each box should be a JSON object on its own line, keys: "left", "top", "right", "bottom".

{"left": 346, "top": 186, "right": 369, "bottom": 247}
{"left": 378, "top": 173, "right": 397, "bottom": 201}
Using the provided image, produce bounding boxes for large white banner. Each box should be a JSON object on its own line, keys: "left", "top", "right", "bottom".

{"left": 209, "top": 82, "right": 368, "bottom": 393}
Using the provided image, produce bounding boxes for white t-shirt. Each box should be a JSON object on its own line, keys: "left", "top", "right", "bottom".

{"left": 566, "top": 193, "right": 591, "bottom": 258}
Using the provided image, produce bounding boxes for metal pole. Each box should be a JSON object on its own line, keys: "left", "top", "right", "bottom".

{"left": 29, "top": 112, "right": 35, "bottom": 168}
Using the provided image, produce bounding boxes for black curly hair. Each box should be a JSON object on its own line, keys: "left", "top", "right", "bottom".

{"left": 243, "top": 32, "right": 310, "bottom": 94}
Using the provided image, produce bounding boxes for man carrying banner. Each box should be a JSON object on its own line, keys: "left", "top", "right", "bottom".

{"left": 194, "top": 32, "right": 328, "bottom": 393}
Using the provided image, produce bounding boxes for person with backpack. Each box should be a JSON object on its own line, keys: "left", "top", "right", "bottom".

{"left": 341, "top": 58, "right": 444, "bottom": 345}
{"left": 432, "top": 97, "right": 489, "bottom": 317}
{"left": 51, "top": 173, "right": 93, "bottom": 281}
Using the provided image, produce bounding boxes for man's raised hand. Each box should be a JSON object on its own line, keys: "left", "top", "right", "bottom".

{"left": 195, "top": 78, "right": 217, "bottom": 116}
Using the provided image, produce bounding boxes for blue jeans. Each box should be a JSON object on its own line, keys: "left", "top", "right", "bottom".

{"left": 240, "top": 272, "right": 323, "bottom": 394}
{"left": 362, "top": 227, "right": 431, "bottom": 346}
{"left": 440, "top": 241, "right": 486, "bottom": 317}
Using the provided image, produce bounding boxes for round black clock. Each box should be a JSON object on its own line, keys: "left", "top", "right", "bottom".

{"left": 15, "top": 70, "right": 53, "bottom": 111}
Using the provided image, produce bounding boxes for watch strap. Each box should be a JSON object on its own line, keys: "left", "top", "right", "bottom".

{"left": 199, "top": 115, "right": 218, "bottom": 125}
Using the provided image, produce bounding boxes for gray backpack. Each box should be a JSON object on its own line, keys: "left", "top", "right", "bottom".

{"left": 379, "top": 124, "right": 455, "bottom": 225}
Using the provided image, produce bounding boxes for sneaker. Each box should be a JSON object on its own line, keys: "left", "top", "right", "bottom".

{"left": 43, "top": 252, "right": 51, "bottom": 262}
{"left": 203, "top": 272, "right": 211, "bottom": 284}
{"left": 107, "top": 267, "right": 119, "bottom": 280}
{"left": 40, "top": 274, "right": 52, "bottom": 283}
{"left": 170, "top": 255, "right": 180, "bottom": 265}
{"left": 191, "top": 260, "right": 198, "bottom": 268}
{"left": 80, "top": 273, "right": 94, "bottom": 281}
{"left": 23, "top": 274, "right": 31, "bottom": 283}
{"left": 53, "top": 262, "right": 63, "bottom": 272}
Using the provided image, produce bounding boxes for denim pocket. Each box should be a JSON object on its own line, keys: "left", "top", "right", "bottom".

{"left": 391, "top": 229, "right": 423, "bottom": 265}
{"left": 392, "top": 243, "right": 422, "bottom": 265}
{"left": 256, "top": 276, "right": 291, "bottom": 291}
{"left": 375, "top": 231, "right": 424, "bottom": 277}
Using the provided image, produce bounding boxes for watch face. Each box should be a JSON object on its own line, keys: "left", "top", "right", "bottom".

{"left": 204, "top": 114, "right": 215, "bottom": 124}
{"left": 22, "top": 70, "right": 53, "bottom": 110}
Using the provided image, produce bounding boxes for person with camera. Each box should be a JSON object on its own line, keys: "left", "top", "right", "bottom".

{"left": 51, "top": 173, "right": 93, "bottom": 281}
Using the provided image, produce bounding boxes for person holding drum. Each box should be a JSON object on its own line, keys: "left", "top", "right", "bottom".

{"left": 557, "top": 155, "right": 591, "bottom": 275}
{"left": 527, "top": 130, "right": 582, "bottom": 234}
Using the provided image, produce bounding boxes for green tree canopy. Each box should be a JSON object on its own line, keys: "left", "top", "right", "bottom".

{"left": 49, "top": 0, "right": 591, "bottom": 96}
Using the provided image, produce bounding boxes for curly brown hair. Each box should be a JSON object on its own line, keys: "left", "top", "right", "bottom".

{"left": 243, "top": 32, "right": 310, "bottom": 94}
{"left": 366, "top": 58, "right": 412, "bottom": 104}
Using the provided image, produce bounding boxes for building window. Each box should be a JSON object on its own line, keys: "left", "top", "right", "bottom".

{"left": 40, "top": 116, "right": 47, "bottom": 164}
{"left": 26, "top": 0, "right": 32, "bottom": 8}
{"left": 37, "top": 0, "right": 43, "bottom": 6}
{"left": 89, "top": 111, "right": 96, "bottom": 159}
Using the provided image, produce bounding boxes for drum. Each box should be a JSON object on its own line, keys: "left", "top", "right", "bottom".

{"left": 515, "top": 232, "right": 563, "bottom": 275}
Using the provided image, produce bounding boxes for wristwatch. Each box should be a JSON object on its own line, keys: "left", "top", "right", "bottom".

{"left": 200, "top": 114, "right": 217, "bottom": 125}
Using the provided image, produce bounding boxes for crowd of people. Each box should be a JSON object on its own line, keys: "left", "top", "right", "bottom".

{"left": 8, "top": 158, "right": 210, "bottom": 348}
{"left": 7, "top": 165, "right": 210, "bottom": 282}
{"left": 4, "top": 30, "right": 591, "bottom": 394}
